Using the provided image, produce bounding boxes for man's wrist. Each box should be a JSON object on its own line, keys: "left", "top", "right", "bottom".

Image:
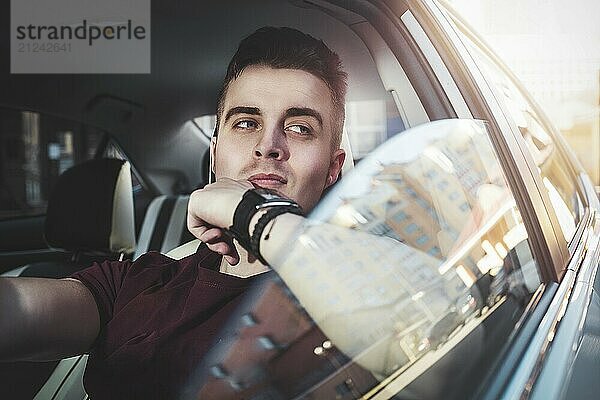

{"left": 249, "top": 205, "right": 303, "bottom": 264}
{"left": 228, "top": 188, "right": 302, "bottom": 258}
{"left": 249, "top": 209, "right": 268, "bottom": 237}
{"left": 256, "top": 212, "right": 305, "bottom": 268}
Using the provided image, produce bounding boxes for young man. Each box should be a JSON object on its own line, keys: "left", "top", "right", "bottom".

{"left": 187, "top": 26, "right": 346, "bottom": 277}
{"left": 0, "top": 27, "right": 347, "bottom": 399}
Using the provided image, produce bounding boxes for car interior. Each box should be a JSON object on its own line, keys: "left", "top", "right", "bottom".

{"left": 1, "top": 1, "right": 597, "bottom": 399}
{"left": 0, "top": 1, "right": 433, "bottom": 397}
{"left": 1, "top": 0, "right": 436, "bottom": 273}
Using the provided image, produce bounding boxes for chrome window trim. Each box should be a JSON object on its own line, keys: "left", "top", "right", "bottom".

{"left": 476, "top": 282, "right": 555, "bottom": 400}
{"left": 501, "top": 269, "right": 577, "bottom": 399}
{"left": 566, "top": 208, "right": 594, "bottom": 264}
{"left": 500, "top": 210, "right": 597, "bottom": 399}
{"left": 530, "top": 210, "right": 600, "bottom": 399}
{"left": 581, "top": 173, "right": 600, "bottom": 211}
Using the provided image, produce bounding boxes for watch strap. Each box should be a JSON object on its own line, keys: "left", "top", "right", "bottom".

{"left": 230, "top": 190, "right": 264, "bottom": 250}
{"left": 229, "top": 189, "right": 300, "bottom": 253}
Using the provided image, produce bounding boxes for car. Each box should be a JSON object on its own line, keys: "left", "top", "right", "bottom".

{"left": 0, "top": 1, "right": 598, "bottom": 399}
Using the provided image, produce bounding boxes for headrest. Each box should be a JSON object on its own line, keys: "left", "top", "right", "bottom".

{"left": 44, "top": 158, "right": 136, "bottom": 254}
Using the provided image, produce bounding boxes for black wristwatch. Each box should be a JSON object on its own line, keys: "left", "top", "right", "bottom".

{"left": 229, "top": 188, "right": 302, "bottom": 261}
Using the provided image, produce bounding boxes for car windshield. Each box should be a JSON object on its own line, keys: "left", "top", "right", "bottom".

{"left": 184, "top": 119, "right": 544, "bottom": 400}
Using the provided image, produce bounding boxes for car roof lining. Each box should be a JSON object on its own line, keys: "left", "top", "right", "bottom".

{"left": 1, "top": 1, "right": 387, "bottom": 134}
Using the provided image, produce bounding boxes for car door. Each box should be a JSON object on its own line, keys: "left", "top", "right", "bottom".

{"left": 424, "top": 1, "right": 600, "bottom": 398}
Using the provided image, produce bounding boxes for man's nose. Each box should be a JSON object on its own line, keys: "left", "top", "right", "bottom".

{"left": 253, "top": 126, "right": 289, "bottom": 160}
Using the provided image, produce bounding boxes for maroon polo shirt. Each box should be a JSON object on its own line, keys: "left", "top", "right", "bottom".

{"left": 71, "top": 244, "right": 262, "bottom": 399}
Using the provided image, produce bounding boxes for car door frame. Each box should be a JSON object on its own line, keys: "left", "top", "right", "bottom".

{"left": 403, "top": 1, "right": 600, "bottom": 398}
{"left": 408, "top": 0, "right": 576, "bottom": 282}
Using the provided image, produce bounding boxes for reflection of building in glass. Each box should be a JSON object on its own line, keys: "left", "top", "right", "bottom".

{"left": 194, "top": 280, "right": 378, "bottom": 400}
{"left": 328, "top": 127, "right": 530, "bottom": 309}
{"left": 337, "top": 132, "right": 506, "bottom": 272}
{"left": 335, "top": 129, "right": 505, "bottom": 257}
{"left": 194, "top": 124, "right": 544, "bottom": 399}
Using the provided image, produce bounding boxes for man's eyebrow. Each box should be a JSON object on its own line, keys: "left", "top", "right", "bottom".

{"left": 224, "top": 106, "right": 261, "bottom": 123}
{"left": 285, "top": 107, "right": 323, "bottom": 127}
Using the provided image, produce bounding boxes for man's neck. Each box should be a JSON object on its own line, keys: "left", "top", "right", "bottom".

{"left": 218, "top": 244, "right": 270, "bottom": 278}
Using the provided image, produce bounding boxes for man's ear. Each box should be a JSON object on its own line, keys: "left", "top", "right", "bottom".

{"left": 326, "top": 149, "right": 346, "bottom": 188}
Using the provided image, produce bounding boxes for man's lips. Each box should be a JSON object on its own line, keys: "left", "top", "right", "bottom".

{"left": 248, "top": 173, "right": 287, "bottom": 187}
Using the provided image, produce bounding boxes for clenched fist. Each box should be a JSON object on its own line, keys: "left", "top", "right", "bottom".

{"left": 187, "top": 178, "right": 254, "bottom": 265}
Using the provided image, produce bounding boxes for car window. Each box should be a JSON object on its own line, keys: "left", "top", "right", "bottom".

{"left": 345, "top": 94, "right": 405, "bottom": 160}
{"left": 188, "top": 120, "right": 544, "bottom": 400}
{"left": 458, "top": 31, "right": 584, "bottom": 244}
{"left": 0, "top": 107, "right": 104, "bottom": 220}
{"left": 193, "top": 115, "right": 217, "bottom": 141}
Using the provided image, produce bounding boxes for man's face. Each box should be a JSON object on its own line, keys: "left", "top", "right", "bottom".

{"left": 212, "top": 65, "right": 345, "bottom": 212}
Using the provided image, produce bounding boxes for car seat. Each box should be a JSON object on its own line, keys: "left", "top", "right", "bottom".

{"left": 1, "top": 158, "right": 136, "bottom": 278}
{"left": 133, "top": 194, "right": 194, "bottom": 260}
{"left": 0, "top": 158, "right": 135, "bottom": 400}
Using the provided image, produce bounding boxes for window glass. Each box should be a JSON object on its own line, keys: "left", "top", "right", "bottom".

{"left": 193, "top": 115, "right": 216, "bottom": 140}
{"left": 0, "top": 108, "right": 103, "bottom": 220}
{"left": 189, "top": 120, "right": 543, "bottom": 400}
{"left": 463, "top": 36, "right": 582, "bottom": 242}
{"left": 345, "top": 94, "right": 405, "bottom": 159}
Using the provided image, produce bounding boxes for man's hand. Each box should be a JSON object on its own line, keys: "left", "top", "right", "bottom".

{"left": 187, "top": 178, "right": 254, "bottom": 265}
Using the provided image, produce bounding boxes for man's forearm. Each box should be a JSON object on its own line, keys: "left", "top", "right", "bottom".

{"left": 0, "top": 277, "right": 100, "bottom": 361}
{"left": 254, "top": 215, "right": 413, "bottom": 375}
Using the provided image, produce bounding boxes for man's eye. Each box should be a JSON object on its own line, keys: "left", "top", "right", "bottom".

{"left": 286, "top": 125, "right": 312, "bottom": 135}
{"left": 234, "top": 120, "right": 258, "bottom": 130}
